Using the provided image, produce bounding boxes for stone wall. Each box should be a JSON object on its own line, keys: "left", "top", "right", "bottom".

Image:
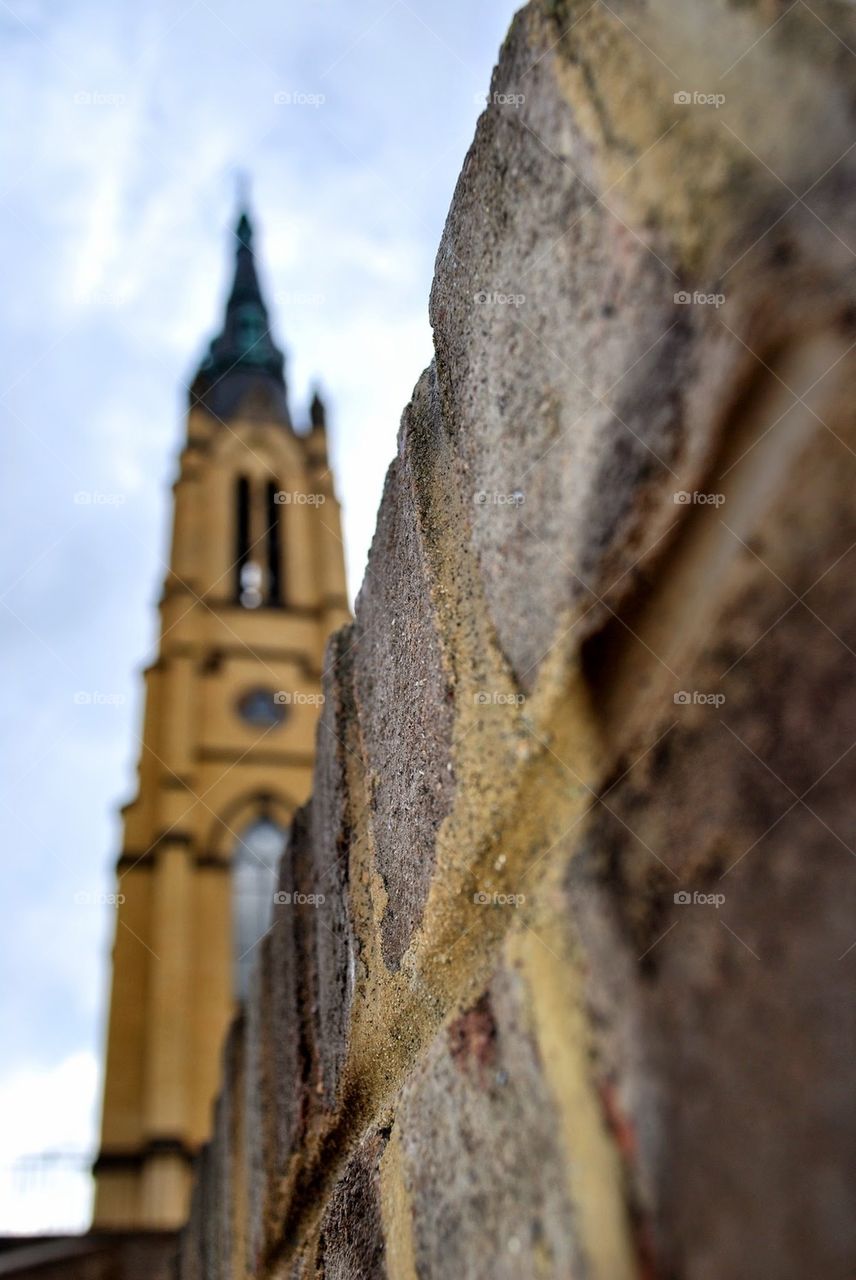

{"left": 178, "top": 2, "right": 856, "bottom": 1276}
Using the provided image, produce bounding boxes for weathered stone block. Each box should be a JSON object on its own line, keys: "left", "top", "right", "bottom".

{"left": 308, "top": 626, "right": 359, "bottom": 1103}
{"left": 353, "top": 371, "right": 457, "bottom": 970}
{"left": 565, "top": 402, "right": 856, "bottom": 1279}
{"left": 267, "top": 819, "right": 305, "bottom": 1183}
{"left": 316, "top": 1128, "right": 389, "bottom": 1280}
{"left": 244, "top": 934, "right": 276, "bottom": 1275}
{"left": 430, "top": 1, "right": 856, "bottom": 686}
{"left": 396, "top": 968, "right": 583, "bottom": 1280}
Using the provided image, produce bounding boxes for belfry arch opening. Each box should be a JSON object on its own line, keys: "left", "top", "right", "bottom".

{"left": 234, "top": 474, "right": 285, "bottom": 608}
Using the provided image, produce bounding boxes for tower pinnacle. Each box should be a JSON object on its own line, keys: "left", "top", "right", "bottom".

{"left": 190, "top": 205, "right": 290, "bottom": 424}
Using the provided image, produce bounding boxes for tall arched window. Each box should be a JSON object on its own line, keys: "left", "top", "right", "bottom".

{"left": 265, "top": 480, "right": 283, "bottom": 605}
{"left": 232, "top": 818, "right": 285, "bottom": 999}
{"left": 234, "top": 475, "right": 251, "bottom": 604}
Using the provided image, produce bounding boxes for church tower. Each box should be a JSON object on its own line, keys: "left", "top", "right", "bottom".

{"left": 92, "top": 208, "right": 349, "bottom": 1230}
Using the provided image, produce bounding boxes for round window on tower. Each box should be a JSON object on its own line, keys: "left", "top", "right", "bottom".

{"left": 237, "top": 687, "right": 288, "bottom": 728}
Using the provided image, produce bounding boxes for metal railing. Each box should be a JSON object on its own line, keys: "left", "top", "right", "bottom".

{"left": 0, "top": 1152, "right": 93, "bottom": 1235}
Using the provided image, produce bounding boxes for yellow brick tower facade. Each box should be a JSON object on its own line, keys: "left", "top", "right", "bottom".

{"left": 92, "top": 208, "right": 349, "bottom": 1229}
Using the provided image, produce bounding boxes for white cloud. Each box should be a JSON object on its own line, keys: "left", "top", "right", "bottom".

{"left": 0, "top": 1051, "right": 98, "bottom": 1233}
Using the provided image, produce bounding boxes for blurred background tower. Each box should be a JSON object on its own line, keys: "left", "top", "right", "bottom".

{"left": 92, "top": 207, "right": 349, "bottom": 1229}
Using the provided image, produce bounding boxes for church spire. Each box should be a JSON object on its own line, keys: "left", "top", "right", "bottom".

{"left": 310, "top": 388, "right": 327, "bottom": 430}
{"left": 190, "top": 205, "right": 290, "bottom": 424}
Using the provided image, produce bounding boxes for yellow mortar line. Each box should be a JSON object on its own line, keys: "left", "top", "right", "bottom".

{"left": 379, "top": 1126, "right": 420, "bottom": 1280}
{"left": 504, "top": 917, "right": 637, "bottom": 1280}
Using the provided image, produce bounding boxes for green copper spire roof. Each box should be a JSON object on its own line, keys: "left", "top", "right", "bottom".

{"left": 235, "top": 210, "right": 253, "bottom": 250}
{"left": 190, "top": 207, "right": 290, "bottom": 424}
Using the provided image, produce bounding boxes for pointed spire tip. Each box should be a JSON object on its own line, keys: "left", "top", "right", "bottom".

{"left": 310, "top": 390, "right": 326, "bottom": 430}
{"left": 235, "top": 209, "right": 253, "bottom": 251}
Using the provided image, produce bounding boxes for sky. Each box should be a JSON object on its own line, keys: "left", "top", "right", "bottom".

{"left": 0, "top": 0, "right": 522, "bottom": 1232}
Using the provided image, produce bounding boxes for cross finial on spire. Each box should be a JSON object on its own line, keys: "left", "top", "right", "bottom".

{"left": 235, "top": 168, "right": 251, "bottom": 208}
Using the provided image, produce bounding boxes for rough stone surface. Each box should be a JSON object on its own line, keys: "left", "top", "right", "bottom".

{"left": 566, "top": 411, "right": 856, "bottom": 1278}
{"left": 267, "top": 833, "right": 304, "bottom": 1191}
{"left": 430, "top": 0, "right": 856, "bottom": 688}
{"left": 309, "top": 627, "right": 358, "bottom": 1097}
{"left": 315, "top": 1129, "right": 389, "bottom": 1280}
{"left": 397, "top": 971, "right": 585, "bottom": 1280}
{"left": 353, "top": 380, "right": 457, "bottom": 971}
{"left": 244, "top": 937, "right": 275, "bottom": 1274}
{"left": 177, "top": 3, "right": 856, "bottom": 1277}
